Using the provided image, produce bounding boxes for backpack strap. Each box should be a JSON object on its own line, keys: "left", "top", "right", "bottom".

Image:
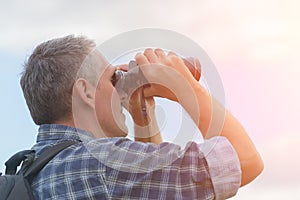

{"left": 5, "top": 150, "right": 35, "bottom": 175}
{"left": 23, "top": 140, "right": 78, "bottom": 180}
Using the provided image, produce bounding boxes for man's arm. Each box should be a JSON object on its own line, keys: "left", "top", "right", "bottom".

{"left": 187, "top": 83, "right": 264, "bottom": 186}
{"left": 135, "top": 48, "right": 264, "bottom": 186}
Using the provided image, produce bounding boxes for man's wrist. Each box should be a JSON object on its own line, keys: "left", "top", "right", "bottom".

{"left": 134, "top": 129, "right": 162, "bottom": 144}
{"left": 133, "top": 119, "right": 160, "bottom": 139}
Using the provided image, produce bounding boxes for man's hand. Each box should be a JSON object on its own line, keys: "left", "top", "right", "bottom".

{"left": 116, "top": 62, "right": 162, "bottom": 144}
{"left": 125, "top": 87, "right": 162, "bottom": 144}
{"left": 135, "top": 49, "right": 201, "bottom": 101}
{"left": 127, "top": 86, "right": 153, "bottom": 126}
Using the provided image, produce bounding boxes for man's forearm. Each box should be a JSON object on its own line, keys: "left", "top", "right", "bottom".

{"left": 179, "top": 83, "right": 264, "bottom": 186}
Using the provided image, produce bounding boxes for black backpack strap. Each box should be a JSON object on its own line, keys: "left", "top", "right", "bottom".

{"left": 24, "top": 140, "right": 78, "bottom": 180}
{"left": 5, "top": 150, "right": 35, "bottom": 175}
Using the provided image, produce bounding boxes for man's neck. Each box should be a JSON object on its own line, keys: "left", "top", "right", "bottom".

{"left": 53, "top": 119, "right": 106, "bottom": 138}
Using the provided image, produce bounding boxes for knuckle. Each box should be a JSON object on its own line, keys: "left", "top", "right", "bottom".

{"left": 154, "top": 48, "right": 164, "bottom": 55}
{"left": 144, "top": 48, "right": 153, "bottom": 54}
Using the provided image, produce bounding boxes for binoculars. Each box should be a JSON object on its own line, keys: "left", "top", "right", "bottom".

{"left": 111, "top": 58, "right": 201, "bottom": 97}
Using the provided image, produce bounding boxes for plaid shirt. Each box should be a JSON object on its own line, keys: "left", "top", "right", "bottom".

{"left": 30, "top": 124, "right": 241, "bottom": 200}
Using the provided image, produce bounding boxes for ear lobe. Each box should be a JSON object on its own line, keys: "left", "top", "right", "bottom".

{"left": 74, "top": 78, "right": 95, "bottom": 109}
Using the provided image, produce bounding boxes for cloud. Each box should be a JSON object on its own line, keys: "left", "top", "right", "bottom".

{"left": 230, "top": 134, "right": 300, "bottom": 199}
{"left": 1, "top": 0, "right": 299, "bottom": 65}
{"left": 231, "top": 184, "right": 300, "bottom": 200}
{"left": 260, "top": 135, "right": 300, "bottom": 185}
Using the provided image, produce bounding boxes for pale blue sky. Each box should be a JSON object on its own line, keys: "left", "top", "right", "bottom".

{"left": 0, "top": 50, "right": 37, "bottom": 172}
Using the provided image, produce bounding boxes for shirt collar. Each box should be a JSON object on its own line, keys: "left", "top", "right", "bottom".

{"left": 37, "top": 124, "right": 96, "bottom": 143}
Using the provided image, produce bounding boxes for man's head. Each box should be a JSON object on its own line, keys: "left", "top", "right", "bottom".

{"left": 21, "top": 35, "right": 95, "bottom": 125}
{"left": 21, "top": 35, "right": 127, "bottom": 137}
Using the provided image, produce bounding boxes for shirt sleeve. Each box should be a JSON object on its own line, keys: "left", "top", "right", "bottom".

{"left": 198, "top": 136, "right": 241, "bottom": 200}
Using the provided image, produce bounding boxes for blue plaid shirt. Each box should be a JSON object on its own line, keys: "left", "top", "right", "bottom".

{"left": 30, "top": 124, "right": 241, "bottom": 199}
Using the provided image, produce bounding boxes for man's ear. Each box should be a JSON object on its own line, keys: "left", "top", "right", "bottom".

{"left": 73, "top": 78, "right": 95, "bottom": 109}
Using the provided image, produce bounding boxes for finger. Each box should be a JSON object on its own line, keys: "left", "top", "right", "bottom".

{"left": 129, "top": 87, "right": 143, "bottom": 113}
{"left": 146, "top": 97, "right": 156, "bottom": 117}
{"left": 167, "top": 51, "right": 178, "bottom": 56}
{"left": 144, "top": 48, "right": 159, "bottom": 63}
{"left": 145, "top": 96, "right": 155, "bottom": 107}
{"left": 169, "top": 54, "right": 184, "bottom": 64}
{"left": 129, "top": 87, "right": 150, "bottom": 124}
{"left": 115, "top": 64, "right": 128, "bottom": 72}
{"left": 143, "top": 84, "right": 156, "bottom": 98}
{"left": 135, "top": 53, "right": 150, "bottom": 66}
{"left": 169, "top": 55, "right": 187, "bottom": 69}
{"left": 154, "top": 48, "right": 165, "bottom": 58}
{"left": 154, "top": 48, "right": 171, "bottom": 65}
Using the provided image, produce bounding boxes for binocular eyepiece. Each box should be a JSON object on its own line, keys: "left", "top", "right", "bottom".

{"left": 111, "top": 70, "right": 125, "bottom": 87}
{"left": 111, "top": 61, "right": 148, "bottom": 98}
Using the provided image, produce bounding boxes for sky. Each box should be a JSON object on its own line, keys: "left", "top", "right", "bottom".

{"left": 1, "top": 0, "right": 300, "bottom": 199}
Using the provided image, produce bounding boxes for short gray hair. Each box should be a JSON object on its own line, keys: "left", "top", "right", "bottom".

{"left": 20, "top": 35, "right": 96, "bottom": 125}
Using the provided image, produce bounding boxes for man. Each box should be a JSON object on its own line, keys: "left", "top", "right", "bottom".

{"left": 21, "top": 35, "right": 263, "bottom": 199}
